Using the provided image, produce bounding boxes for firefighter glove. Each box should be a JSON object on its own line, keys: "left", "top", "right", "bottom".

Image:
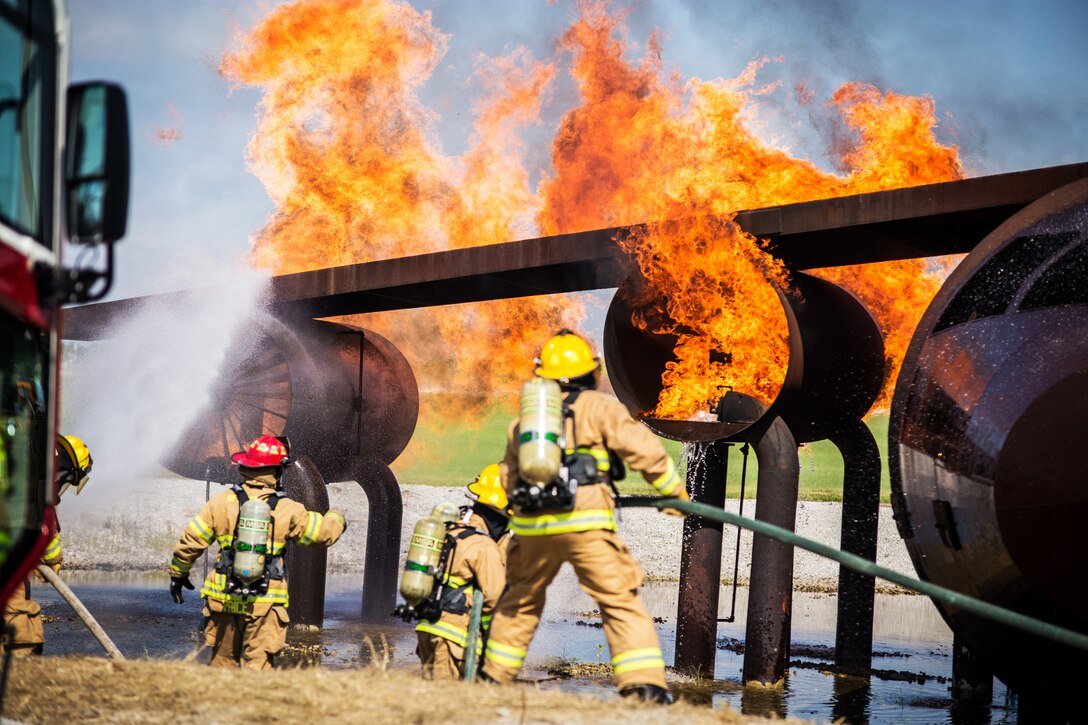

{"left": 329, "top": 509, "right": 347, "bottom": 531}
{"left": 33, "top": 562, "right": 61, "bottom": 583}
{"left": 662, "top": 488, "right": 691, "bottom": 518}
{"left": 170, "top": 575, "right": 195, "bottom": 604}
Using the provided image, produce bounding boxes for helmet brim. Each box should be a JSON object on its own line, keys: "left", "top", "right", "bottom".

{"left": 535, "top": 360, "right": 600, "bottom": 381}
{"left": 231, "top": 451, "right": 285, "bottom": 468}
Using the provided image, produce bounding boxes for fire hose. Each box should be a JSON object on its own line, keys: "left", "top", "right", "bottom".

{"left": 461, "top": 588, "right": 485, "bottom": 682}
{"left": 622, "top": 496, "right": 1088, "bottom": 653}
{"left": 35, "top": 565, "right": 125, "bottom": 660}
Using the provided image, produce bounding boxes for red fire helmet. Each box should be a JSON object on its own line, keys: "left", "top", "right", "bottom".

{"left": 231, "top": 436, "right": 289, "bottom": 468}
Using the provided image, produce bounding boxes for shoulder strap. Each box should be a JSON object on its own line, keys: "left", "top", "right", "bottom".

{"left": 229, "top": 486, "right": 281, "bottom": 547}
{"left": 562, "top": 390, "right": 581, "bottom": 449}
{"left": 562, "top": 390, "right": 621, "bottom": 497}
{"left": 437, "top": 529, "right": 481, "bottom": 595}
{"left": 233, "top": 484, "right": 285, "bottom": 509}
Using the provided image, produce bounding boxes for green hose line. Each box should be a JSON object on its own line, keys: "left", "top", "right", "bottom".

{"left": 462, "top": 589, "right": 485, "bottom": 682}
{"left": 623, "top": 496, "right": 1088, "bottom": 653}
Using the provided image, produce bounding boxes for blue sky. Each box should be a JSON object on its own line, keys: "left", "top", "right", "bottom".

{"left": 68, "top": 0, "right": 1088, "bottom": 300}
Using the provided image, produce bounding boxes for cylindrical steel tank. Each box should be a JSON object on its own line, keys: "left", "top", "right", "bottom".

{"left": 889, "top": 177, "right": 1088, "bottom": 695}
{"left": 163, "top": 312, "right": 418, "bottom": 482}
{"left": 604, "top": 271, "right": 885, "bottom": 443}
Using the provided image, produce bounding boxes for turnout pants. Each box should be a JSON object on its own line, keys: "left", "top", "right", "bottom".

{"left": 416, "top": 631, "right": 464, "bottom": 680}
{"left": 3, "top": 581, "right": 44, "bottom": 656}
{"left": 482, "top": 528, "right": 667, "bottom": 689}
{"left": 204, "top": 604, "right": 289, "bottom": 670}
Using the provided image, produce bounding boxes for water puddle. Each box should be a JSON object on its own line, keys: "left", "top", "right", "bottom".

{"left": 37, "top": 570, "right": 1016, "bottom": 724}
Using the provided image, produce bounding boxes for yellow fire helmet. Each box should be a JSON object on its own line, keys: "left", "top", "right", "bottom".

{"left": 534, "top": 329, "right": 600, "bottom": 383}
{"left": 467, "top": 463, "right": 512, "bottom": 518}
{"left": 56, "top": 434, "right": 93, "bottom": 496}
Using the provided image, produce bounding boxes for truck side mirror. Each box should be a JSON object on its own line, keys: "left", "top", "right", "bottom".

{"left": 66, "top": 82, "right": 129, "bottom": 244}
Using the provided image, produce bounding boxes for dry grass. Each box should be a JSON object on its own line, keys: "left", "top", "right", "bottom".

{"left": 4, "top": 656, "right": 810, "bottom": 724}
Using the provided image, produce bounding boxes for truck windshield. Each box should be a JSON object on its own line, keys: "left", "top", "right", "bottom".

{"left": 0, "top": 310, "right": 47, "bottom": 581}
{"left": 0, "top": 0, "right": 55, "bottom": 244}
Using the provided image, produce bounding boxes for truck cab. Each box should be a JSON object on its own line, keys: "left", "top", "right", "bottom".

{"left": 0, "top": 0, "right": 129, "bottom": 607}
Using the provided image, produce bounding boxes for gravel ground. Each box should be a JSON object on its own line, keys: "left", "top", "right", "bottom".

{"left": 57, "top": 476, "right": 917, "bottom": 593}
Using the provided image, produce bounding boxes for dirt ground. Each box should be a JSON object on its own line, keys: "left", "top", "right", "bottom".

{"left": 3, "top": 656, "right": 811, "bottom": 725}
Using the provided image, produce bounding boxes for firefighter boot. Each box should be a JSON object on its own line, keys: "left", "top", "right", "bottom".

{"left": 619, "top": 684, "right": 673, "bottom": 705}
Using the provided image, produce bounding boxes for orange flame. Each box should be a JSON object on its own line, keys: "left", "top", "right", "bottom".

{"left": 536, "top": 2, "right": 962, "bottom": 417}
{"left": 224, "top": 0, "right": 963, "bottom": 424}
{"left": 221, "top": 0, "right": 582, "bottom": 419}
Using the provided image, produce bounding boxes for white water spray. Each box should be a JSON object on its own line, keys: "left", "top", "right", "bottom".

{"left": 59, "top": 252, "right": 270, "bottom": 518}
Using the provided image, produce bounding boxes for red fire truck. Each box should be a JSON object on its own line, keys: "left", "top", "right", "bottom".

{"left": 0, "top": 0, "right": 129, "bottom": 608}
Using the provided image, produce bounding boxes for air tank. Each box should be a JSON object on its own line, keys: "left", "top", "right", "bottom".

{"left": 518, "top": 377, "right": 564, "bottom": 485}
{"left": 889, "top": 177, "right": 1088, "bottom": 695}
{"left": 399, "top": 502, "right": 459, "bottom": 607}
{"left": 233, "top": 498, "right": 272, "bottom": 584}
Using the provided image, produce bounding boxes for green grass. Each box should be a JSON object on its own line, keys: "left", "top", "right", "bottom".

{"left": 390, "top": 395, "right": 517, "bottom": 487}
{"left": 391, "top": 394, "right": 891, "bottom": 503}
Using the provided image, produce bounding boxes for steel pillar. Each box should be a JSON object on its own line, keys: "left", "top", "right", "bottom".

{"left": 952, "top": 633, "right": 993, "bottom": 702}
{"left": 674, "top": 440, "right": 730, "bottom": 677}
{"left": 831, "top": 673, "right": 871, "bottom": 724}
{"left": 281, "top": 455, "right": 330, "bottom": 628}
{"left": 830, "top": 420, "right": 881, "bottom": 673}
{"left": 742, "top": 416, "right": 799, "bottom": 686}
{"left": 952, "top": 637, "right": 994, "bottom": 725}
{"left": 740, "top": 681, "right": 787, "bottom": 720}
{"left": 355, "top": 458, "right": 403, "bottom": 623}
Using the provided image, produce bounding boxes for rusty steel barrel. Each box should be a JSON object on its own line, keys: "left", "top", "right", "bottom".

{"left": 603, "top": 270, "right": 885, "bottom": 444}
{"left": 605, "top": 269, "right": 884, "bottom": 685}
{"left": 163, "top": 312, "right": 418, "bottom": 482}
{"left": 889, "top": 176, "right": 1088, "bottom": 703}
{"left": 162, "top": 311, "right": 418, "bottom": 625}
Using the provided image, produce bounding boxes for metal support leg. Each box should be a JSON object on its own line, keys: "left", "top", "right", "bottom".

{"left": 355, "top": 459, "right": 403, "bottom": 623}
{"left": 831, "top": 673, "right": 871, "bottom": 724}
{"left": 281, "top": 454, "right": 330, "bottom": 629}
{"left": 830, "top": 420, "right": 881, "bottom": 673}
{"left": 675, "top": 440, "right": 730, "bottom": 678}
{"left": 742, "top": 416, "right": 799, "bottom": 687}
{"left": 952, "top": 633, "right": 993, "bottom": 701}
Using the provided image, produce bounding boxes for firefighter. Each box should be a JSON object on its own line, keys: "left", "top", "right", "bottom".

{"left": 168, "top": 435, "right": 346, "bottom": 670}
{"left": 480, "top": 330, "right": 688, "bottom": 704}
{"left": 415, "top": 463, "right": 512, "bottom": 680}
{"left": 3, "top": 435, "right": 92, "bottom": 657}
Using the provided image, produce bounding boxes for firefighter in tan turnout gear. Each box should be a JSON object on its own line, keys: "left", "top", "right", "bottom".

{"left": 3, "top": 435, "right": 92, "bottom": 657}
{"left": 480, "top": 330, "right": 688, "bottom": 704}
{"left": 168, "top": 436, "right": 346, "bottom": 670}
{"left": 414, "top": 464, "right": 512, "bottom": 679}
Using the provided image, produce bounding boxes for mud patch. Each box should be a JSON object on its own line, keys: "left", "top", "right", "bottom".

{"left": 788, "top": 659, "right": 950, "bottom": 685}
{"left": 545, "top": 657, "right": 614, "bottom": 678}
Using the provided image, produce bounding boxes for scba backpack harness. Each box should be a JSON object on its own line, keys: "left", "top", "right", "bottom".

{"left": 511, "top": 387, "right": 625, "bottom": 512}
{"left": 214, "top": 485, "right": 287, "bottom": 600}
{"left": 396, "top": 521, "right": 483, "bottom": 622}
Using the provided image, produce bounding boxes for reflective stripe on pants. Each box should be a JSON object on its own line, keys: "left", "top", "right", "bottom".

{"left": 480, "top": 528, "right": 667, "bottom": 689}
